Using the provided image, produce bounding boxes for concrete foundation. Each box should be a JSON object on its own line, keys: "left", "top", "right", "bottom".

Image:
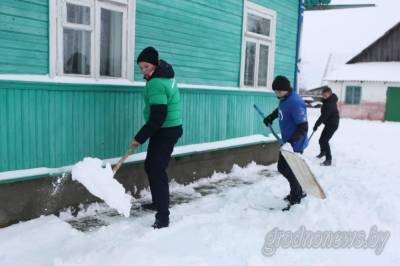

{"left": 0, "top": 142, "right": 279, "bottom": 227}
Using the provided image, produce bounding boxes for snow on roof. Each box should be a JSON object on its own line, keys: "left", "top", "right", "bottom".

{"left": 300, "top": 0, "right": 400, "bottom": 89}
{"left": 324, "top": 62, "right": 400, "bottom": 82}
{"left": 321, "top": 53, "right": 353, "bottom": 81}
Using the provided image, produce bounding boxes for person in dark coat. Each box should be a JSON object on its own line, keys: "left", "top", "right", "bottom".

{"left": 313, "top": 87, "right": 340, "bottom": 166}
{"left": 263, "top": 76, "right": 309, "bottom": 210}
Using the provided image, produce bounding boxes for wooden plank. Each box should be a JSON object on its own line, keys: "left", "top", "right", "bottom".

{"left": 0, "top": 88, "right": 8, "bottom": 171}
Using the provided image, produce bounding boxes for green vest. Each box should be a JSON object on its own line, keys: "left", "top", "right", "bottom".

{"left": 143, "top": 77, "right": 182, "bottom": 128}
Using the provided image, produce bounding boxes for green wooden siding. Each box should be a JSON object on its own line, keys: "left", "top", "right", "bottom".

{"left": 345, "top": 86, "right": 362, "bottom": 105}
{"left": 0, "top": 0, "right": 299, "bottom": 172}
{"left": 135, "top": 0, "right": 299, "bottom": 86}
{"left": 0, "top": 0, "right": 299, "bottom": 87}
{"left": 385, "top": 87, "right": 400, "bottom": 122}
{"left": 0, "top": 0, "right": 49, "bottom": 74}
{"left": 134, "top": 0, "right": 243, "bottom": 86}
{"left": 0, "top": 80, "right": 278, "bottom": 172}
{"left": 304, "top": 0, "right": 331, "bottom": 8}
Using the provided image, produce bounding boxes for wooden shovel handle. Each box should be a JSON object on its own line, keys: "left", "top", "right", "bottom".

{"left": 112, "top": 146, "right": 135, "bottom": 174}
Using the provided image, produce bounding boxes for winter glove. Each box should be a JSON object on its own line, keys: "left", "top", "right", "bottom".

{"left": 263, "top": 115, "right": 274, "bottom": 126}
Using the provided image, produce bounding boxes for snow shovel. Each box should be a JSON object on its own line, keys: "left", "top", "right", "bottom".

{"left": 112, "top": 146, "right": 135, "bottom": 174}
{"left": 253, "top": 104, "right": 326, "bottom": 199}
{"left": 308, "top": 130, "right": 316, "bottom": 142}
{"left": 253, "top": 104, "right": 283, "bottom": 145}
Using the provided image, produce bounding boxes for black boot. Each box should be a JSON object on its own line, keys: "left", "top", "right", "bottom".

{"left": 283, "top": 192, "right": 307, "bottom": 202}
{"left": 142, "top": 202, "right": 157, "bottom": 211}
{"left": 321, "top": 160, "right": 332, "bottom": 166}
{"left": 282, "top": 193, "right": 306, "bottom": 211}
{"left": 152, "top": 218, "right": 169, "bottom": 229}
{"left": 316, "top": 152, "right": 325, "bottom": 159}
{"left": 283, "top": 194, "right": 291, "bottom": 202}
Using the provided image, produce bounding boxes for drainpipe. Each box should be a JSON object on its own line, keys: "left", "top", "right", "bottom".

{"left": 293, "top": 0, "right": 305, "bottom": 92}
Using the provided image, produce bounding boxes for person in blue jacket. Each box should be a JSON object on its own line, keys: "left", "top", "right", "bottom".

{"left": 263, "top": 76, "right": 309, "bottom": 210}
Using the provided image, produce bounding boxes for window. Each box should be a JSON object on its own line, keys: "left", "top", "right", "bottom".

{"left": 241, "top": 2, "right": 276, "bottom": 89}
{"left": 247, "top": 13, "right": 271, "bottom": 37}
{"left": 345, "top": 86, "right": 362, "bottom": 105}
{"left": 100, "top": 8, "right": 124, "bottom": 77}
{"left": 50, "top": 0, "right": 134, "bottom": 80}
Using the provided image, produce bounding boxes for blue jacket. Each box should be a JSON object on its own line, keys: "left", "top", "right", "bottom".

{"left": 278, "top": 92, "right": 309, "bottom": 153}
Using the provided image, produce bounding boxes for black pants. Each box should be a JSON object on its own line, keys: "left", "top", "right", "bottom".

{"left": 277, "top": 153, "right": 303, "bottom": 200}
{"left": 144, "top": 126, "right": 183, "bottom": 221}
{"left": 319, "top": 124, "right": 338, "bottom": 161}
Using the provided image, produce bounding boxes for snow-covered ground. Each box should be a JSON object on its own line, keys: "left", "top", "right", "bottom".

{"left": 0, "top": 109, "right": 399, "bottom": 266}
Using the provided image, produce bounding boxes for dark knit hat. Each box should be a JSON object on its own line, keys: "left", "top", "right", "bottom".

{"left": 137, "top": 47, "right": 159, "bottom": 65}
{"left": 322, "top": 86, "right": 332, "bottom": 94}
{"left": 272, "top": 75, "right": 291, "bottom": 91}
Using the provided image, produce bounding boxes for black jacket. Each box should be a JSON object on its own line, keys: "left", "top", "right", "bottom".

{"left": 134, "top": 60, "right": 174, "bottom": 144}
{"left": 315, "top": 93, "right": 340, "bottom": 128}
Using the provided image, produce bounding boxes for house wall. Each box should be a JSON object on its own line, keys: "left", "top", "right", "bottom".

{"left": 0, "top": 80, "right": 279, "bottom": 172}
{"left": 0, "top": 1, "right": 301, "bottom": 224}
{"left": 0, "top": 0, "right": 300, "bottom": 173}
{"left": 134, "top": 0, "right": 243, "bottom": 86}
{"left": 328, "top": 81, "right": 400, "bottom": 120}
{"left": 0, "top": 0, "right": 300, "bottom": 86}
{"left": 0, "top": 1, "right": 48, "bottom": 74}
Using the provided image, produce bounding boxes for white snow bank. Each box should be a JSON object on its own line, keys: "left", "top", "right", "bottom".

{"left": 71, "top": 158, "right": 132, "bottom": 217}
{"left": 0, "top": 167, "right": 50, "bottom": 180}
{"left": 0, "top": 134, "right": 276, "bottom": 182}
{"left": 1, "top": 111, "right": 400, "bottom": 266}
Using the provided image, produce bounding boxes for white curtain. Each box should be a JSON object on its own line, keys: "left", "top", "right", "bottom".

{"left": 63, "top": 29, "right": 91, "bottom": 75}
{"left": 100, "top": 9, "right": 122, "bottom": 77}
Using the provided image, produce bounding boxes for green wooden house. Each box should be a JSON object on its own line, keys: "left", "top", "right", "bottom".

{"left": 0, "top": 0, "right": 303, "bottom": 226}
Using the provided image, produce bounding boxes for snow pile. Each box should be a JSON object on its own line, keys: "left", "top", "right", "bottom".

{"left": 71, "top": 157, "right": 132, "bottom": 217}
{"left": 0, "top": 110, "right": 400, "bottom": 265}
{"left": 0, "top": 134, "right": 275, "bottom": 182}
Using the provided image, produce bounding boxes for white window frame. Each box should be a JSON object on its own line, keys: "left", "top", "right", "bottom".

{"left": 59, "top": 0, "right": 95, "bottom": 78}
{"left": 49, "top": 0, "right": 135, "bottom": 81}
{"left": 240, "top": 1, "right": 276, "bottom": 90}
{"left": 95, "top": 1, "right": 127, "bottom": 79}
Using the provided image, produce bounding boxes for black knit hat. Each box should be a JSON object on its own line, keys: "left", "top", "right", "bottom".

{"left": 137, "top": 47, "right": 159, "bottom": 65}
{"left": 322, "top": 86, "right": 332, "bottom": 94}
{"left": 272, "top": 75, "right": 291, "bottom": 91}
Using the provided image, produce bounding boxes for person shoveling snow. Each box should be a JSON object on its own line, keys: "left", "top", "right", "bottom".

{"left": 71, "top": 157, "right": 132, "bottom": 217}
{"left": 255, "top": 76, "right": 326, "bottom": 211}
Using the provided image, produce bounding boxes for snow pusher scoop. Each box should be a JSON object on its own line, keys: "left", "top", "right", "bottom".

{"left": 253, "top": 104, "right": 326, "bottom": 199}
{"left": 71, "top": 146, "right": 136, "bottom": 217}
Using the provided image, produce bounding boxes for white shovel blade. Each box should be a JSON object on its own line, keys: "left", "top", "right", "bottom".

{"left": 281, "top": 150, "right": 327, "bottom": 199}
